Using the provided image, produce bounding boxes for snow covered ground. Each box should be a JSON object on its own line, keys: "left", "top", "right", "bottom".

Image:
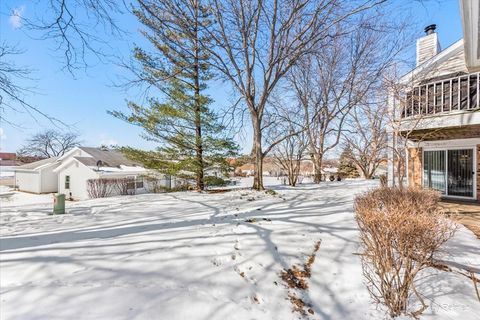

{"left": 0, "top": 178, "right": 479, "bottom": 319}
{"left": 1, "top": 186, "right": 54, "bottom": 208}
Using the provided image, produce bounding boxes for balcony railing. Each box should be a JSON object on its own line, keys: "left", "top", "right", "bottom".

{"left": 400, "top": 72, "right": 480, "bottom": 118}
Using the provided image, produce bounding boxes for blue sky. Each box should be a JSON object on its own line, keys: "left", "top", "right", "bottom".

{"left": 0, "top": 0, "right": 463, "bottom": 154}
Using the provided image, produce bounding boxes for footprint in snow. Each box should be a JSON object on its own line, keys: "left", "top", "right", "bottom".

{"left": 251, "top": 293, "right": 263, "bottom": 304}
{"left": 234, "top": 241, "right": 241, "bottom": 250}
{"left": 211, "top": 257, "right": 223, "bottom": 267}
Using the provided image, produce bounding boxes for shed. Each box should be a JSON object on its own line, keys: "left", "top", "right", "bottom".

{"left": 14, "top": 157, "right": 60, "bottom": 193}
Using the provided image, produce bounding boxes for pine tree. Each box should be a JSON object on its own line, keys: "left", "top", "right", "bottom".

{"left": 111, "top": 0, "right": 237, "bottom": 190}
{"left": 338, "top": 147, "right": 360, "bottom": 178}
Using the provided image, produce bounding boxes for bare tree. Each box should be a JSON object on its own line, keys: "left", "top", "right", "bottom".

{"left": 290, "top": 13, "right": 405, "bottom": 183}
{"left": 385, "top": 65, "right": 444, "bottom": 188}
{"left": 206, "top": 0, "right": 388, "bottom": 190}
{"left": 0, "top": 44, "right": 28, "bottom": 122}
{"left": 272, "top": 134, "right": 308, "bottom": 187}
{"left": 1, "top": 1, "right": 125, "bottom": 124}
{"left": 21, "top": 0, "right": 127, "bottom": 72}
{"left": 344, "top": 103, "right": 388, "bottom": 179}
{"left": 0, "top": 43, "right": 61, "bottom": 126}
{"left": 17, "top": 129, "right": 81, "bottom": 158}
{"left": 270, "top": 110, "right": 308, "bottom": 186}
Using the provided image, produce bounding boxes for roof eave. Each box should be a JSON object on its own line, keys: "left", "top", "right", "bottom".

{"left": 460, "top": 0, "right": 480, "bottom": 71}
{"left": 400, "top": 39, "right": 464, "bottom": 84}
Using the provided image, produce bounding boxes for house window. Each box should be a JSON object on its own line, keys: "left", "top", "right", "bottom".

{"left": 434, "top": 82, "right": 442, "bottom": 113}
{"left": 419, "top": 85, "right": 426, "bottom": 114}
{"left": 404, "top": 92, "right": 412, "bottom": 117}
{"left": 460, "top": 77, "right": 469, "bottom": 110}
{"left": 427, "top": 84, "right": 434, "bottom": 114}
{"left": 126, "top": 178, "right": 135, "bottom": 190}
{"left": 469, "top": 74, "right": 478, "bottom": 109}
{"left": 136, "top": 177, "right": 144, "bottom": 189}
{"left": 451, "top": 78, "right": 459, "bottom": 110}
{"left": 125, "top": 176, "right": 144, "bottom": 190}
{"left": 443, "top": 81, "right": 450, "bottom": 112}
{"left": 65, "top": 176, "right": 70, "bottom": 189}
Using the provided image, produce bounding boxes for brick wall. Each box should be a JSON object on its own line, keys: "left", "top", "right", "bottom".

{"left": 408, "top": 147, "right": 423, "bottom": 188}
{"left": 477, "top": 145, "right": 480, "bottom": 203}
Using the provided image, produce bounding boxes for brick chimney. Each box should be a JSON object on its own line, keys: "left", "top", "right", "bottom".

{"left": 416, "top": 24, "right": 441, "bottom": 66}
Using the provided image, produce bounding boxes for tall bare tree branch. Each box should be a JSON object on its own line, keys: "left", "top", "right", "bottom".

{"left": 290, "top": 10, "right": 408, "bottom": 183}
{"left": 17, "top": 129, "right": 82, "bottom": 157}
{"left": 205, "top": 0, "right": 387, "bottom": 189}
{"left": 23, "top": 0, "right": 127, "bottom": 73}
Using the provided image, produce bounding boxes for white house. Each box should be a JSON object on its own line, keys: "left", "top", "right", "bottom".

{"left": 14, "top": 157, "right": 60, "bottom": 194}
{"left": 387, "top": 0, "right": 480, "bottom": 203}
{"left": 14, "top": 147, "right": 170, "bottom": 200}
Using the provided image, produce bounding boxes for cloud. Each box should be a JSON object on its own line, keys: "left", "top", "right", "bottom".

{"left": 9, "top": 6, "right": 25, "bottom": 29}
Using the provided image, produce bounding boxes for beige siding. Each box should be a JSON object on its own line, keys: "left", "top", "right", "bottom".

{"left": 423, "top": 49, "right": 469, "bottom": 79}
{"left": 417, "top": 33, "right": 440, "bottom": 66}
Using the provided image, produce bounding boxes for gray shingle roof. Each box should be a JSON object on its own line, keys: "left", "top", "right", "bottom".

{"left": 15, "top": 157, "right": 59, "bottom": 170}
{"left": 78, "top": 147, "right": 141, "bottom": 168}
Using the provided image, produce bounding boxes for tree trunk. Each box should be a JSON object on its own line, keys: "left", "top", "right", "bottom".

{"left": 195, "top": 114, "right": 204, "bottom": 191}
{"left": 359, "top": 164, "right": 372, "bottom": 179}
{"left": 311, "top": 153, "right": 323, "bottom": 183}
{"left": 193, "top": 0, "right": 204, "bottom": 191}
{"left": 363, "top": 170, "right": 373, "bottom": 179}
{"left": 396, "top": 160, "right": 405, "bottom": 189}
{"left": 289, "top": 171, "right": 297, "bottom": 186}
{"left": 288, "top": 160, "right": 300, "bottom": 186}
{"left": 194, "top": 80, "right": 204, "bottom": 191}
{"left": 252, "top": 117, "right": 264, "bottom": 190}
{"left": 288, "top": 165, "right": 294, "bottom": 186}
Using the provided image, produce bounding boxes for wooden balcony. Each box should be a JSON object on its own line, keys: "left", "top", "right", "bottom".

{"left": 400, "top": 72, "right": 480, "bottom": 118}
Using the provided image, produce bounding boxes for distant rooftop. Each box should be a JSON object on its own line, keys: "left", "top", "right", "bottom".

{"left": 0, "top": 153, "right": 16, "bottom": 160}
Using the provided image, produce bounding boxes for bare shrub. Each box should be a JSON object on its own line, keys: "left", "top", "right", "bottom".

{"left": 355, "top": 187, "right": 456, "bottom": 318}
{"left": 379, "top": 174, "right": 387, "bottom": 187}
{"left": 87, "top": 178, "right": 116, "bottom": 198}
{"left": 114, "top": 178, "right": 131, "bottom": 195}
{"left": 142, "top": 174, "right": 161, "bottom": 193}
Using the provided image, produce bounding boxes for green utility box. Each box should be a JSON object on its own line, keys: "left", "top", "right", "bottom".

{"left": 53, "top": 194, "right": 65, "bottom": 215}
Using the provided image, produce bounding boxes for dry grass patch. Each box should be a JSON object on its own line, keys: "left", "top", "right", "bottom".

{"left": 280, "top": 240, "right": 321, "bottom": 315}
{"left": 288, "top": 293, "right": 314, "bottom": 316}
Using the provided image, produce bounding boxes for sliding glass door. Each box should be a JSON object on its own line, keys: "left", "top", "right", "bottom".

{"left": 447, "top": 149, "right": 474, "bottom": 197}
{"left": 423, "top": 148, "right": 475, "bottom": 199}
{"left": 423, "top": 151, "right": 446, "bottom": 194}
